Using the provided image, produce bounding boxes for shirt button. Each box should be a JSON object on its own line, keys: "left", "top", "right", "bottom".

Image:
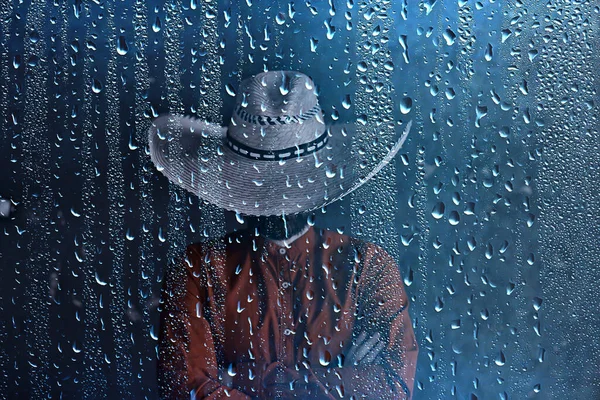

{"left": 279, "top": 248, "right": 286, "bottom": 255}
{"left": 283, "top": 329, "right": 292, "bottom": 336}
{"left": 282, "top": 282, "right": 290, "bottom": 289}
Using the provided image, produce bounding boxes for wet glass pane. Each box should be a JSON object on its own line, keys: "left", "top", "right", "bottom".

{"left": 1, "top": 0, "right": 598, "bottom": 399}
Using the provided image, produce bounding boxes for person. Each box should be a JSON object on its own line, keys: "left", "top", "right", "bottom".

{"left": 148, "top": 71, "right": 418, "bottom": 399}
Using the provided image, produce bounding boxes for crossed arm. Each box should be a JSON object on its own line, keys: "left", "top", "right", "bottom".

{"left": 306, "top": 244, "right": 419, "bottom": 399}
{"left": 157, "top": 244, "right": 418, "bottom": 400}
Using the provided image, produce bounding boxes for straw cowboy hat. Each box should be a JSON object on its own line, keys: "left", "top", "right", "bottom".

{"left": 148, "top": 70, "right": 412, "bottom": 216}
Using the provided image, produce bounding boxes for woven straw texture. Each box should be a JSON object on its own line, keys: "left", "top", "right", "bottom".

{"left": 147, "top": 71, "right": 412, "bottom": 216}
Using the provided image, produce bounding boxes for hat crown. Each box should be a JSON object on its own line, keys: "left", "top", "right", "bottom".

{"left": 237, "top": 71, "right": 318, "bottom": 116}
{"left": 228, "top": 71, "right": 326, "bottom": 152}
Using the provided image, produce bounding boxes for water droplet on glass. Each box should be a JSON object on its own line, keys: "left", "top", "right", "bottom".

{"left": 467, "top": 237, "right": 476, "bottom": 251}
{"left": 423, "top": 0, "right": 437, "bottom": 15}
{"left": 432, "top": 202, "right": 445, "bottom": 219}
{"left": 319, "top": 350, "right": 331, "bottom": 366}
{"left": 235, "top": 212, "right": 244, "bottom": 224}
{"left": 404, "top": 268, "right": 414, "bottom": 286}
{"left": 225, "top": 83, "right": 236, "bottom": 97}
{"left": 480, "top": 308, "right": 490, "bottom": 320}
{"left": 325, "top": 166, "right": 336, "bottom": 178}
{"left": 275, "top": 12, "right": 286, "bottom": 25}
{"left": 527, "top": 253, "right": 535, "bottom": 265}
{"left": 310, "top": 37, "right": 318, "bottom": 52}
{"left": 152, "top": 16, "right": 162, "bottom": 33}
{"left": 533, "top": 297, "right": 543, "bottom": 311}
{"left": 27, "top": 55, "right": 39, "bottom": 67}
{"left": 95, "top": 272, "right": 107, "bottom": 286}
{"left": 485, "top": 243, "right": 493, "bottom": 259}
{"left": 435, "top": 297, "right": 444, "bottom": 312}
{"left": 228, "top": 363, "right": 237, "bottom": 376}
{"left": 12, "top": 55, "right": 21, "bottom": 69}
{"left": 448, "top": 211, "right": 460, "bottom": 225}
{"left": 400, "top": 97, "right": 412, "bottom": 114}
{"left": 528, "top": 49, "right": 538, "bottom": 62}
{"left": 117, "top": 35, "right": 128, "bottom": 55}
{"left": 443, "top": 29, "right": 456, "bottom": 45}
{"left": 506, "top": 282, "right": 516, "bottom": 296}
{"left": 475, "top": 106, "right": 488, "bottom": 128}
{"left": 324, "top": 18, "right": 336, "bottom": 39}
{"left": 495, "top": 351, "right": 506, "bottom": 366}
{"left": 150, "top": 325, "right": 159, "bottom": 341}
{"left": 484, "top": 43, "right": 493, "bottom": 61}
{"left": 72, "top": 341, "right": 82, "bottom": 353}
{"left": 92, "top": 79, "right": 103, "bottom": 94}
{"left": 341, "top": 94, "right": 351, "bottom": 110}
{"left": 29, "top": 29, "right": 40, "bottom": 43}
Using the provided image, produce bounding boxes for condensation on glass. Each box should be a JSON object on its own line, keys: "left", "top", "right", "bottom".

{"left": 0, "top": 0, "right": 598, "bottom": 399}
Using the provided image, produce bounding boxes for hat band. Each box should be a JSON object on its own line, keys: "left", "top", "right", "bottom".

{"left": 235, "top": 104, "right": 321, "bottom": 126}
{"left": 226, "top": 129, "right": 329, "bottom": 161}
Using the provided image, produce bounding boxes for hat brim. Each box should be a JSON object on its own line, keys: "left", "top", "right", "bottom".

{"left": 148, "top": 114, "right": 412, "bottom": 216}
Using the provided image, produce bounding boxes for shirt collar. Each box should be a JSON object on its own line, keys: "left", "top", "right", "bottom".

{"left": 261, "top": 224, "right": 317, "bottom": 259}
{"left": 270, "top": 224, "right": 311, "bottom": 247}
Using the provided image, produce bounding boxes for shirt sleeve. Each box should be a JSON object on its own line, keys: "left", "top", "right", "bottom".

{"left": 157, "top": 244, "right": 252, "bottom": 400}
{"left": 308, "top": 242, "right": 419, "bottom": 400}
